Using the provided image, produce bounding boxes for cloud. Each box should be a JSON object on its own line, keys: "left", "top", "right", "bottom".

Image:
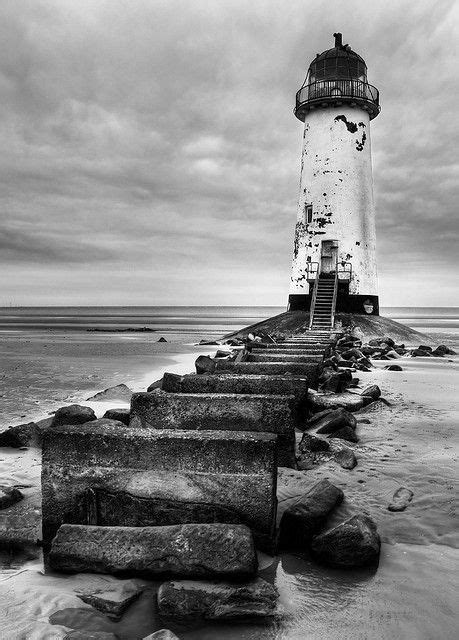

{"left": 0, "top": 0, "right": 457, "bottom": 305}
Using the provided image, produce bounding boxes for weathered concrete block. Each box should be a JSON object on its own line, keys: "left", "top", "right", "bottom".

{"left": 215, "top": 360, "right": 320, "bottom": 385}
{"left": 49, "top": 523, "right": 257, "bottom": 579}
{"left": 41, "top": 422, "right": 277, "bottom": 548}
{"left": 247, "top": 353, "right": 323, "bottom": 363}
{"left": 157, "top": 577, "right": 278, "bottom": 619}
{"left": 251, "top": 345, "right": 325, "bottom": 353}
{"left": 161, "top": 372, "right": 309, "bottom": 398}
{"left": 130, "top": 391, "right": 296, "bottom": 467}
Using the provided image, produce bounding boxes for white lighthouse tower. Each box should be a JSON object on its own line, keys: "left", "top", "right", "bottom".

{"left": 288, "top": 33, "right": 380, "bottom": 327}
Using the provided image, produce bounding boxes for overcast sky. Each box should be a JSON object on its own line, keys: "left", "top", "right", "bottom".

{"left": 1, "top": 0, "right": 457, "bottom": 307}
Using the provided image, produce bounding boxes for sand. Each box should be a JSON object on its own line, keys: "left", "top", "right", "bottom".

{"left": 0, "top": 343, "right": 458, "bottom": 638}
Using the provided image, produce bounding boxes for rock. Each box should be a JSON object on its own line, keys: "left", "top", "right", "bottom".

{"left": 306, "top": 408, "right": 336, "bottom": 426}
{"left": 311, "top": 514, "right": 380, "bottom": 568}
{"left": 215, "top": 350, "right": 232, "bottom": 359}
{"left": 432, "top": 344, "right": 456, "bottom": 356}
{"left": 77, "top": 579, "right": 143, "bottom": 619}
{"left": 418, "top": 345, "right": 432, "bottom": 352}
{"left": 411, "top": 348, "right": 431, "bottom": 357}
{"left": 384, "top": 364, "right": 403, "bottom": 371}
{"left": 199, "top": 340, "right": 221, "bottom": 346}
{"left": 328, "top": 425, "right": 359, "bottom": 443}
{"left": 64, "top": 633, "right": 119, "bottom": 640}
{"left": 86, "top": 384, "right": 133, "bottom": 403}
{"left": 147, "top": 378, "right": 163, "bottom": 392}
{"left": 49, "top": 523, "right": 258, "bottom": 579}
{"left": 195, "top": 355, "right": 216, "bottom": 375}
{"left": 0, "top": 486, "right": 24, "bottom": 509}
{"left": 307, "top": 391, "right": 373, "bottom": 413}
{"left": 298, "top": 433, "right": 330, "bottom": 453}
{"left": 388, "top": 487, "right": 414, "bottom": 512}
{"left": 368, "top": 339, "right": 380, "bottom": 346}
{"left": 360, "top": 384, "right": 381, "bottom": 400}
{"left": 341, "top": 348, "right": 364, "bottom": 361}
{"left": 279, "top": 479, "right": 344, "bottom": 549}
{"left": 51, "top": 404, "right": 96, "bottom": 427}
{"left": 0, "top": 422, "right": 40, "bottom": 448}
{"left": 314, "top": 408, "right": 357, "bottom": 434}
{"left": 103, "top": 408, "right": 130, "bottom": 425}
{"left": 320, "top": 369, "right": 352, "bottom": 393}
{"left": 384, "top": 350, "right": 399, "bottom": 359}
{"left": 296, "top": 452, "right": 316, "bottom": 470}
{"left": 143, "top": 631, "right": 180, "bottom": 640}
{"left": 157, "top": 337, "right": 168, "bottom": 342}
{"left": 157, "top": 578, "right": 278, "bottom": 620}
{"left": 334, "top": 447, "right": 357, "bottom": 469}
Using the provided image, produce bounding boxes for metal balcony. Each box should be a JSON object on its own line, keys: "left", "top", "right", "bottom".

{"left": 295, "top": 79, "right": 380, "bottom": 121}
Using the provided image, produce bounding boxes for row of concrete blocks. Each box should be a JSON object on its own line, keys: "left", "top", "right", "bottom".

{"left": 42, "top": 337, "right": 330, "bottom": 556}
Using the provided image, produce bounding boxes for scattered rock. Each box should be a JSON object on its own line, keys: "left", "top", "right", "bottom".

{"left": 49, "top": 523, "right": 258, "bottom": 579}
{"left": 157, "top": 578, "right": 278, "bottom": 620}
{"left": 328, "top": 425, "right": 359, "bottom": 443}
{"left": 360, "top": 384, "right": 381, "bottom": 400}
{"left": 388, "top": 487, "right": 414, "bottom": 512}
{"left": 147, "top": 378, "right": 163, "bottom": 392}
{"left": 157, "top": 337, "right": 168, "bottom": 342}
{"left": 103, "top": 409, "right": 130, "bottom": 425}
{"left": 384, "top": 364, "right": 403, "bottom": 371}
{"left": 298, "top": 433, "right": 330, "bottom": 453}
{"left": 334, "top": 447, "right": 357, "bottom": 469}
{"left": 0, "top": 422, "right": 40, "bottom": 448}
{"left": 411, "top": 348, "right": 431, "bottom": 357}
{"left": 0, "top": 486, "right": 24, "bottom": 509}
{"left": 77, "top": 580, "right": 143, "bottom": 619}
{"left": 432, "top": 344, "right": 456, "bottom": 356}
{"left": 51, "top": 404, "right": 97, "bottom": 427}
{"left": 314, "top": 408, "right": 356, "bottom": 434}
{"left": 279, "top": 479, "right": 344, "bottom": 549}
{"left": 311, "top": 514, "right": 380, "bottom": 568}
{"left": 418, "top": 345, "right": 432, "bottom": 352}
{"left": 86, "top": 384, "right": 133, "bottom": 403}
{"left": 195, "top": 355, "right": 216, "bottom": 375}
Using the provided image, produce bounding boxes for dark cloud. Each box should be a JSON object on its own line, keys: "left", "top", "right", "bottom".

{"left": 0, "top": 0, "right": 457, "bottom": 305}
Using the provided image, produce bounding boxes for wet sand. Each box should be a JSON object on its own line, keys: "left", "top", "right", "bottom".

{"left": 0, "top": 341, "right": 457, "bottom": 638}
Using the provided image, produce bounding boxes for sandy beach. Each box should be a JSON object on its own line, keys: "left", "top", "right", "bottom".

{"left": 0, "top": 310, "right": 457, "bottom": 639}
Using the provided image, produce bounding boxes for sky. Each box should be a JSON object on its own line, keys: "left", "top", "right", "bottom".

{"left": 1, "top": 0, "right": 458, "bottom": 307}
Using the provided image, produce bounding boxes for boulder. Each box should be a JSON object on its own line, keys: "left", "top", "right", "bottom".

{"left": 103, "top": 408, "right": 130, "bottom": 425}
{"left": 360, "top": 384, "right": 381, "bottom": 400}
{"left": 48, "top": 523, "right": 257, "bottom": 579}
{"left": 298, "top": 433, "right": 330, "bottom": 453}
{"left": 388, "top": 487, "right": 414, "bottom": 512}
{"left": 279, "top": 479, "right": 344, "bottom": 549}
{"left": 0, "top": 486, "right": 24, "bottom": 509}
{"left": 320, "top": 369, "right": 352, "bottom": 393}
{"left": 307, "top": 391, "right": 373, "bottom": 413}
{"left": 334, "top": 447, "right": 357, "bottom": 470}
{"left": 87, "top": 384, "right": 133, "bottom": 403}
{"left": 215, "top": 350, "right": 232, "bottom": 359}
{"left": 157, "top": 578, "right": 278, "bottom": 620}
{"left": 314, "top": 408, "right": 356, "bottom": 434}
{"left": 328, "top": 425, "right": 358, "bottom": 443}
{"left": 418, "top": 345, "right": 432, "bottom": 352}
{"left": 147, "top": 378, "right": 163, "bottom": 392}
{"left": 432, "top": 344, "right": 456, "bottom": 356}
{"left": 311, "top": 514, "right": 380, "bottom": 568}
{"left": 143, "top": 631, "right": 180, "bottom": 640}
{"left": 64, "top": 632, "right": 119, "bottom": 640}
{"left": 0, "top": 422, "right": 40, "bottom": 448}
{"left": 77, "top": 579, "right": 143, "bottom": 619}
{"left": 199, "top": 340, "right": 221, "bottom": 346}
{"left": 157, "top": 337, "right": 168, "bottom": 342}
{"left": 384, "top": 364, "right": 403, "bottom": 371}
{"left": 411, "top": 348, "right": 431, "bottom": 357}
{"left": 340, "top": 348, "right": 364, "bottom": 361}
{"left": 195, "top": 355, "right": 216, "bottom": 375}
{"left": 51, "top": 405, "right": 96, "bottom": 427}
{"left": 296, "top": 453, "right": 316, "bottom": 470}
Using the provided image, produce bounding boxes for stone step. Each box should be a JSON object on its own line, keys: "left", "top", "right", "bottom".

{"left": 215, "top": 360, "right": 320, "bottom": 384}
{"left": 49, "top": 523, "right": 257, "bottom": 579}
{"left": 162, "top": 372, "right": 310, "bottom": 399}
{"left": 42, "top": 421, "right": 277, "bottom": 550}
{"left": 247, "top": 353, "right": 323, "bottom": 364}
{"left": 130, "top": 391, "right": 297, "bottom": 467}
{"left": 251, "top": 345, "right": 325, "bottom": 353}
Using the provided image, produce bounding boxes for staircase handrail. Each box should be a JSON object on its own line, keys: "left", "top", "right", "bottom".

{"left": 308, "top": 268, "right": 320, "bottom": 329}
{"left": 331, "top": 258, "right": 339, "bottom": 329}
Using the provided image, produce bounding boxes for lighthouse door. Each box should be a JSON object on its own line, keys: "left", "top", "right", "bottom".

{"left": 320, "top": 240, "right": 338, "bottom": 275}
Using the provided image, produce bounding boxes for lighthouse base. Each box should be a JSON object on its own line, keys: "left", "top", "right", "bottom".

{"left": 288, "top": 293, "right": 379, "bottom": 316}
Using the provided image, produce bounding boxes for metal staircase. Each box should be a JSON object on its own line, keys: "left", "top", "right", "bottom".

{"left": 309, "top": 273, "right": 338, "bottom": 330}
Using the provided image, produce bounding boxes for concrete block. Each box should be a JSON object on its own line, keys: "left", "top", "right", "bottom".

{"left": 49, "top": 523, "right": 257, "bottom": 579}
{"left": 247, "top": 353, "right": 323, "bottom": 363}
{"left": 215, "top": 360, "right": 320, "bottom": 384}
{"left": 41, "top": 421, "right": 277, "bottom": 549}
{"left": 130, "top": 391, "right": 297, "bottom": 467}
{"left": 162, "top": 372, "right": 309, "bottom": 398}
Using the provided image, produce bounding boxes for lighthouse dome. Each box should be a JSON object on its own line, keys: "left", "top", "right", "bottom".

{"left": 295, "top": 32, "right": 380, "bottom": 121}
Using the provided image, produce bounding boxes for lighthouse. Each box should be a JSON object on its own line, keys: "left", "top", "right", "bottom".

{"left": 288, "top": 33, "right": 380, "bottom": 328}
